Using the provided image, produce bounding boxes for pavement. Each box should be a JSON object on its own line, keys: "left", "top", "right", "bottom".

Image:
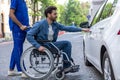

{"left": 0, "top": 32, "right": 104, "bottom": 80}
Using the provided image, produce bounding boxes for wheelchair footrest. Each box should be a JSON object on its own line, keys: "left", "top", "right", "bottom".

{"left": 64, "top": 65, "right": 80, "bottom": 74}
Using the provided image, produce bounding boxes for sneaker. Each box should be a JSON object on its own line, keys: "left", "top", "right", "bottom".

{"left": 64, "top": 65, "right": 80, "bottom": 74}
{"left": 21, "top": 73, "right": 28, "bottom": 78}
{"left": 8, "top": 70, "right": 22, "bottom": 76}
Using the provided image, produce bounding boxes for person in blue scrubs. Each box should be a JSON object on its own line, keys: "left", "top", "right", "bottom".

{"left": 8, "top": 0, "right": 29, "bottom": 77}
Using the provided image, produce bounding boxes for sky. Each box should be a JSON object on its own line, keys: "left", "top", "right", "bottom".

{"left": 57, "top": 0, "right": 90, "bottom": 4}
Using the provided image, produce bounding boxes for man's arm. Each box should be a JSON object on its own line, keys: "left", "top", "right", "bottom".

{"left": 9, "top": 9, "right": 27, "bottom": 31}
{"left": 58, "top": 23, "right": 89, "bottom": 32}
{"left": 27, "top": 22, "right": 42, "bottom": 49}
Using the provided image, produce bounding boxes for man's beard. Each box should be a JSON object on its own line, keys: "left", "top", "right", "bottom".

{"left": 50, "top": 16, "right": 57, "bottom": 22}
{"left": 52, "top": 19, "right": 56, "bottom": 22}
{"left": 51, "top": 18, "right": 56, "bottom": 22}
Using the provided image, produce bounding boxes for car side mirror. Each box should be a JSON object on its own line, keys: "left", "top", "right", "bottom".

{"left": 80, "top": 22, "right": 90, "bottom": 28}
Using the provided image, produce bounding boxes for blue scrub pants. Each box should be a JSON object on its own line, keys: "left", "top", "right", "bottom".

{"left": 9, "top": 31, "right": 26, "bottom": 72}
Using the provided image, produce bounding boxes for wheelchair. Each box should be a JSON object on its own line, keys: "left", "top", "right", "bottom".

{"left": 20, "top": 40, "right": 80, "bottom": 80}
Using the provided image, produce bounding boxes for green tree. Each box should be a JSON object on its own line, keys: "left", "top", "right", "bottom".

{"left": 40, "top": 0, "right": 57, "bottom": 19}
{"left": 57, "top": 4, "right": 66, "bottom": 24}
{"left": 27, "top": 0, "right": 89, "bottom": 26}
{"left": 27, "top": 0, "right": 56, "bottom": 24}
{"left": 59, "top": 0, "right": 89, "bottom": 26}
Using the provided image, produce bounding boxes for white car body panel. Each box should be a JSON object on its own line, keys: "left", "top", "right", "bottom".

{"left": 84, "top": 0, "right": 120, "bottom": 80}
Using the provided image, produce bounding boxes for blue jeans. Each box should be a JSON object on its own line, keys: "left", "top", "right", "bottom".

{"left": 9, "top": 31, "right": 26, "bottom": 71}
{"left": 53, "top": 41, "right": 72, "bottom": 69}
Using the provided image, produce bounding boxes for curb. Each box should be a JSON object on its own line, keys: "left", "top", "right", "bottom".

{"left": 0, "top": 38, "right": 5, "bottom": 43}
{"left": 0, "top": 41, "right": 13, "bottom": 45}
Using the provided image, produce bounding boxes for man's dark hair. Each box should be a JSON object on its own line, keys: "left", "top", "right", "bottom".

{"left": 44, "top": 6, "right": 57, "bottom": 17}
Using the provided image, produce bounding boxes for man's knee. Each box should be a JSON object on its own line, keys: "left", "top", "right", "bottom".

{"left": 54, "top": 41, "right": 72, "bottom": 49}
{"left": 63, "top": 41, "right": 72, "bottom": 47}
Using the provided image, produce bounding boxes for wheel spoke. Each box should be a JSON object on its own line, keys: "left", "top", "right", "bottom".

{"left": 20, "top": 47, "right": 54, "bottom": 79}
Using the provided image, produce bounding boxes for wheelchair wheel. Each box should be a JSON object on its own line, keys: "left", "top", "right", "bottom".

{"left": 20, "top": 46, "right": 54, "bottom": 79}
{"left": 54, "top": 69, "right": 65, "bottom": 80}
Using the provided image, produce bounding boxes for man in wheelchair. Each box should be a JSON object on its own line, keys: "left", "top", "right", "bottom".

{"left": 27, "top": 6, "right": 89, "bottom": 75}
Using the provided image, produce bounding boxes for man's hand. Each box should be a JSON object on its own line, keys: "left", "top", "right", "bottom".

{"left": 20, "top": 25, "right": 27, "bottom": 31}
{"left": 38, "top": 46, "right": 45, "bottom": 52}
{"left": 82, "top": 28, "right": 90, "bottom": 32}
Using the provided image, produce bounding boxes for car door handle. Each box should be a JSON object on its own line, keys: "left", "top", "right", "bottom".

{"left": 89, "top": 31, "right": 92, "bottom": 34}
{"left": 99, "top": 27, "right": 104, "bottom": 30}
{"left": 89, "top": 35, "right": 94, "bottom": 40}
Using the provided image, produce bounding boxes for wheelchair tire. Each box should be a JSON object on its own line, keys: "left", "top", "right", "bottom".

{"left": 29, "top": 49, "right": 47, "bottom": 74}
{"left": 54, "top": 69, "right": 65, "bottom": 80}
{"left": 20, "top": 46, "right": 54, "bottom": 80}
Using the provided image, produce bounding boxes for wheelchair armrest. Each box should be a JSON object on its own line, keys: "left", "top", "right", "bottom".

{"left": 37, "top": 40, "right": 52, "bottom": 43}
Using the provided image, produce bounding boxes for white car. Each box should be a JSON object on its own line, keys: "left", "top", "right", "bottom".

{"left": 81, "top": 0, "right": 120, "bottom": 80}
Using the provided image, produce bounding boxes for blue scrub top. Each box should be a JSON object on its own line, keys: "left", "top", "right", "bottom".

{"left": 9, "top": 0, "right": 29, "bottom": 32}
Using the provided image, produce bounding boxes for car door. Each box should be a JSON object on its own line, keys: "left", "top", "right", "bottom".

{"left": 89, "top": 20, "right": 109, "bottom": 68}
{"left": 87, "top": 23, "right": 102, "bottom": 68}
{"left": 85, "top": 2, "right": 106, "bottom": 65}
{"left": 86, "top": 0, "right": 116, "bottom": 68}
{"left": 92, "top": 0, "right": 117, "bottom": 68}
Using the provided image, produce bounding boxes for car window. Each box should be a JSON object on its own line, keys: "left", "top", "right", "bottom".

{"left": 100, "top": 0, "right": 118, "bottom": 21}
{"left": 90, "top": 0, "right": 107, "bottom": 26}
{"left": 90, "top": 0, "right": 118, "bottom": 26}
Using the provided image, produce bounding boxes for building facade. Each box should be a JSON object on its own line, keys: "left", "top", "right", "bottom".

{"left": 0, "top": 0, "right": 34, "bottom": 41}
{"left": 0, "top": 0, "right": 11, "bottom": 40}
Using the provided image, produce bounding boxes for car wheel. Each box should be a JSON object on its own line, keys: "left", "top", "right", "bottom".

{"left": 102, "top": 51, "right": 115, "bottom": 80}
{"left": 83, "top": 41, "right": 92, "bottom": 66}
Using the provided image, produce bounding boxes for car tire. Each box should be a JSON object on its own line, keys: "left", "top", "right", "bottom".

{"left": 83, "top": 41, "right": 92, "bottom": 66}
{"left": 102, "top": 51, "right": 115, "bottom": 80}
